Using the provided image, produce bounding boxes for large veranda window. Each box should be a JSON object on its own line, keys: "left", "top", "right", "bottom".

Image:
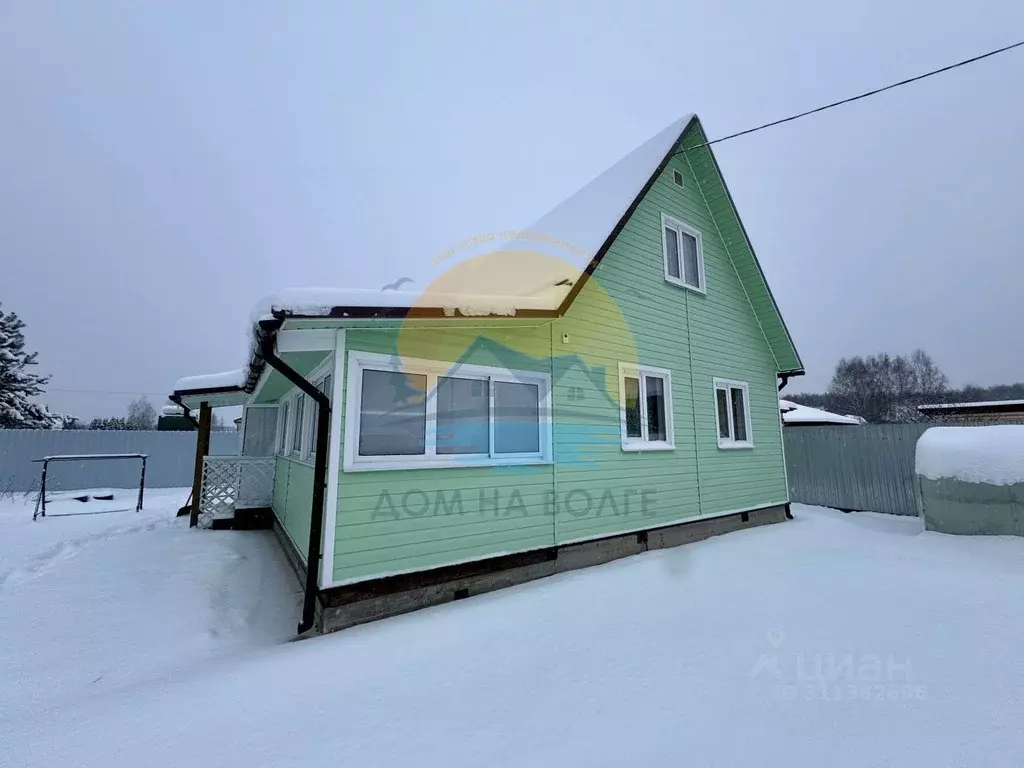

{"left": 618, "top": 363, "right": 675, "bottom": 451}
{"left": 344, "top": 351, "right": 552, "bottom": 471}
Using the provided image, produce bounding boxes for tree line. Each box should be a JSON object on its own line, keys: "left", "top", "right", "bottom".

{"left": 787, "top": 349, "right": 1024, "bottom": 423}
{"left": 0, "top": 301, "right": 230, "bottom": 430}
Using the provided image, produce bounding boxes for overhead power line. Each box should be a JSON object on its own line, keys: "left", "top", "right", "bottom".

{"left": 680, "top": 38, "right": 1024, "bottom": 152}
{"left": 48, "top": 388, "right": 169, "bottom": 397}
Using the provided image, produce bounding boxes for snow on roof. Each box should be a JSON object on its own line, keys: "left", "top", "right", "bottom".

{"left": 917, "top": 399, "right": 1024, "bottom": 412}
{"left": 173, "top": 368, "right": 245, "bottom": 393}
{"left": 779, "top": 399, "right": 862, "bottom": 425}
{"left": 160, "top": 404, "right": 197, "bottom": 417}
{"left": 249, "top": 288, "right": 555, "bottom": 324}
{"left": 251, "top": 115, "right": 695, "bottom": 322}
{"left": 509, "top": 114, "right": 695, "bottom": 269}
{"left": 916, "top": 426, "right": 1024, "bottom": 486}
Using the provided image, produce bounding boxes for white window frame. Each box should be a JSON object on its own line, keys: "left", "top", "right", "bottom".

{"left": 617, "top": 363, "right": 675, "bottom": 452}
{"left": 289, "top": 390, "right": 306, "bottom": 459}
{"left": 276, "top": 400, "right": 290, "bottom": 455}
{"left": 307, "top": 369, "right": 333, "bottom": 456}
{"left": 661, "top": 213, "right": 706, "bottom": 294}
{"left": 714, "top": 378, "right": 754, "bottom": 449}
{"left": 343, "top": 351, "right": 553, "bottom": 472}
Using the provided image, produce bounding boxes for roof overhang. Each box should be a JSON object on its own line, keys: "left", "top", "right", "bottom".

{"left": 171, "top": 385, "right": 249, "bottom": 410}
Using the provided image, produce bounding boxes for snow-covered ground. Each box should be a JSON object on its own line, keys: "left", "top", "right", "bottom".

{"left": 3, "top": 492, "right": 1024, "bottom": 767}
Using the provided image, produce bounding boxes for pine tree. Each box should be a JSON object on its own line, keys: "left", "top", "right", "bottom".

{"left": 0, "top": 303, "right": 52, "bottom": 429}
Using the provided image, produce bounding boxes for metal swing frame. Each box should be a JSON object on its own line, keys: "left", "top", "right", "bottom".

{"left": 32, "top": 453, "right": 148, "bottom": 521}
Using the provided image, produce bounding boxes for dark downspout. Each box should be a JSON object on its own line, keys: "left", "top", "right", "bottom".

{"left": 778, "top": 373, "right": 791, "bottom": 392}
{"left": 169, "top": 394, "right": 201, "bottom": 429}
{"left": 260, "top": 322, "right": 330, "bottom": 635}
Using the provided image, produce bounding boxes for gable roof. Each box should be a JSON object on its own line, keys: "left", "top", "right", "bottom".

{"left": 176, "top": 115, "right": 803, "bottom": 399}
{"left": 250, "top": 115, "right": 695, "bottom": 323}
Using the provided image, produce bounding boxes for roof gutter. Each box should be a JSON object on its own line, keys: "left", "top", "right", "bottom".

{"left": 168, "top": 394, "right": 201, "bottom": 429}
{"left": 259, "top": 317, "right": 330, "bottom": 636}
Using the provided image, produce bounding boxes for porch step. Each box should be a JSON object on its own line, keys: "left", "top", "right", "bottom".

{"left": 208, "top": 507, "right": 273, "bottom": 531}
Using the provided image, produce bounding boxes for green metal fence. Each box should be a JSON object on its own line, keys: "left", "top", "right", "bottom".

{"left": 783, "top": 424, "right": 929, "bottom": 516}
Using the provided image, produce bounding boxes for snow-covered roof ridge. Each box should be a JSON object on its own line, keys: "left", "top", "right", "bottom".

{"left": 173, "top": 368, "right": 245, "bottom": 394}
{"left": 916, "top": 426, "right": 1024, "bottom": 486}
{"left": 779, "top": 399, "right": 862, "bottom": 425}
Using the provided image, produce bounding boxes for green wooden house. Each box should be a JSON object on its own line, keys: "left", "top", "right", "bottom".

{"left": 171, "top": 114, "right": 803, "bottom": 634}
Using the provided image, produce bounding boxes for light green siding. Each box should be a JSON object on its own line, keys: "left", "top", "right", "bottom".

{"left": 272, "top": 455, "right": 315, "bottom": 563}
{"left": 328, "top": 119, "right": 792, "bottom": 584}
{"left": 333, "top": 326, "right": 557, "bottom": 583}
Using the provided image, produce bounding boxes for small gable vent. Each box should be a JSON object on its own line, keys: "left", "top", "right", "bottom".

{"left": 672, "top": 169, "right": 684, "bottom": 187}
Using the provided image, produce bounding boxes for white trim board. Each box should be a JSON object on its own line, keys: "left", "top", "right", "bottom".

{"left": 320, "top": 329, "right": 346, "bottom": 589}
{"left": 277, "top": 328, "right": 338, "bottom": 353}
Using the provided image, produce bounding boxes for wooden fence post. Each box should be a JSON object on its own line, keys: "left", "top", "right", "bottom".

{"left": 189, "top": 402, "right": 212, "bottom": 527}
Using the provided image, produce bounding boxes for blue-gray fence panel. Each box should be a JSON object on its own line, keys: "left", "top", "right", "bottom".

{"left": 0, "top": 430, "right": 238, "bottom": 493}
{"left": 783, "top": 424, "right": 929, "bottom": 516}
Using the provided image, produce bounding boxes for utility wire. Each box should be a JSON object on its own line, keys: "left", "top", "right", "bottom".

{"left": 679, "top": 38, "right": 1024, "bottom": 152}
{"left": 48, "top": 388, "right": 170, "bottom": 397}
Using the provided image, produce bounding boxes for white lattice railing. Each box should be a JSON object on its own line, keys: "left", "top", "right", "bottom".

{"left": 198, "top": 456, "right": 276, "bottom": 528}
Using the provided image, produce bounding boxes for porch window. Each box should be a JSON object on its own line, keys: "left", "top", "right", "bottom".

{"left": 307, "top": 373, "right": 333, "bottom": 455}
{"left": 714, "top": 378, "right": 753, "bottom": 449}
{"left": 291, "top": 394, "right": 305, "bottom": 456}
{"left": 343, "top": 351, "right": 551, "bottom": 471}
{"left": 618, "top": 363, "right": 675, "bottom": 451}
{"left": 277, "top": 401, "right": 290, "bottom": 455}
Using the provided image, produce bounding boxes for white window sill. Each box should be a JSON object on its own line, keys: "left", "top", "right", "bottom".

{"left": 664, "top": 276, "right": 706, "bottom": 296}
{"left": 343, "top": 456, "right": 553, "bottom": 473}
{"left": 717, "top": 441, "right": 754, "bottom": 450}
{"left": 620, "top": 440, "right": 676, "bottom": 453}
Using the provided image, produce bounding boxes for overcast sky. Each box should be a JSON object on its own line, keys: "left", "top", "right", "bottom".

{"left": 2, "top": 1, "right": 1023, "bottom": 420}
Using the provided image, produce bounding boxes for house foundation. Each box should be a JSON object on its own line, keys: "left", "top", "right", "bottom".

{"left": 314, "top": 503, "right": 789, "bottom": 634}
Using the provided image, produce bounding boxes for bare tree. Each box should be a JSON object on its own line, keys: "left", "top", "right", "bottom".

{"left": 126, "top": 396, "right": 157, "bottom": 430}
{"left": 825, "top": 350, "right": 948, "bottom": 423}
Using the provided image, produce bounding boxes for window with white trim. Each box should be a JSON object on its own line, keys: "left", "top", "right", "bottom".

{"left": 307, "top": 372, "right": 333, "bottom": 455}
{"left": 714, "top": 378, "right": 753, "bottom": 448}
{"left": 290, "top": 393, "right": 305, "bottom": 456}
{"left": 661, "top": 213, "right": 705, "bottom": 292}
{"left": 344, "top": 352, "right": 552, "bottom": 471}
{"left": 618, "top": 363, "right": 674, "bottom": 451}
{"left": 277, "top": 400, "right": 290, "bottom": 455}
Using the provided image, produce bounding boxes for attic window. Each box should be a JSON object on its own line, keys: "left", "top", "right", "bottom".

{"left": 672, "top": 169, "right": 684, "bottom": 187}
{"left": 661, "top": 213, "right": 705, "bottom": 293}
